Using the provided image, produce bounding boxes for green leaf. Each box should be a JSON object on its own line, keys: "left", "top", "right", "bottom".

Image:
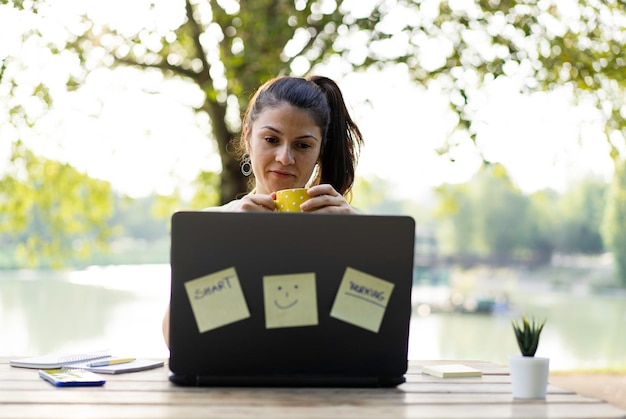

{"left": 512, "top": 315, "right": 546, "bottom": 357}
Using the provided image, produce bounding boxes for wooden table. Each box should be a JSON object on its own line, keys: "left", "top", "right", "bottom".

{"left": 1, "top": 358, "right": 624, "bottom": 418}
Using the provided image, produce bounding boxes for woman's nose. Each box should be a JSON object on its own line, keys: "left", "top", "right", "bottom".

{"left": 276, "top": 145, "right": 295, "bottom": 165}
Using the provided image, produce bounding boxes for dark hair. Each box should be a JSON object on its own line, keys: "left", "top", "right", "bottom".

{"left": 236, "top": 75, "right": 363, "bottom": 197}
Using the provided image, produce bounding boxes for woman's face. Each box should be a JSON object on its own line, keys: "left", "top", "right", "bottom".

{"left": 245, "top": 103, "right": 323, "bottom": 195}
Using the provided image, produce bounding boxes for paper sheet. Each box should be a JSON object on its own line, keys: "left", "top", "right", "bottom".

{"left": 184, "top": 267, "right": 250, "bottom": 333}
{"left": 263, "top": 273, "right": 318, "bottom": 329}
{"left": 330, "top": 267, "right": 394, "bottom": 333}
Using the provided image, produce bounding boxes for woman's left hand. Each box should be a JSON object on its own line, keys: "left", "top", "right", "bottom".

{"left": 300, "top": 184, "right": 358, "bottom": 214}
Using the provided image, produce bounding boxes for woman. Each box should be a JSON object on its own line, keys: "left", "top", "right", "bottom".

{"left": 162, "top": 75, "right": 364, "bottom": 346}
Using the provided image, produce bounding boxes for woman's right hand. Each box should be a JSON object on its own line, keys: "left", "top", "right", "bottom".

{"left": 230, "top": 193, "right": 276, "bottom": 212}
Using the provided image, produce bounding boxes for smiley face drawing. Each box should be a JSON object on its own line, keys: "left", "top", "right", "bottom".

{"left": 263, "top": 273, "right": 318, "bottom": 329}
{"left": 274, "top": 283, "right": 299, "bottom": 309}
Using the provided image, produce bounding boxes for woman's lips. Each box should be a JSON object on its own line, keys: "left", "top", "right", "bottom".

{"left": 269, "top": 170, "right": 295, "bottom": 178}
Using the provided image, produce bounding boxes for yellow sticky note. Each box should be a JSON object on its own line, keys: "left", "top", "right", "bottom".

{"left": 184, "top": 267, "right": 250, "bottom": 333}
{"left": 263, "top": 273, "right": 318, "bottom": 329}
{"left": 330, "top": 267, "right": 395, "bottom": 333}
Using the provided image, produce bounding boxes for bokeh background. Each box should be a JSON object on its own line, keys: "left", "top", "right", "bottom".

{"left": 2, "top": 0, "right": 625, "bottom": 371}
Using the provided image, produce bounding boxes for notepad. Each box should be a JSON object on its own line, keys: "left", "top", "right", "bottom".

{"left": 421, "top": 364, "right": 482, "bottom": 378}
{"left": 81, "top": 359, "right": 164, "bottom": 374}
{"left": 10, "top": 349, "right": 111, "bottom": 369}
{"left": 39, "top": 368, "right": 106, "bottom": 387}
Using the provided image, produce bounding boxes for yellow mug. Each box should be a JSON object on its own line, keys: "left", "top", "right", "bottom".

{"left": 274, "top": 188, "right": 310, "bottom": 212}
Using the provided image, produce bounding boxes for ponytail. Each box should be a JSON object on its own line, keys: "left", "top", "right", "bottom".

{"left": 307, "top": 75, "right": 363, "bottom": 197}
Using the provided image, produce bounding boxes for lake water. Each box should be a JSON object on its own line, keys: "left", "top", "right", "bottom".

{"left": 2, "top": 264, "right": 626, "bottom": 371}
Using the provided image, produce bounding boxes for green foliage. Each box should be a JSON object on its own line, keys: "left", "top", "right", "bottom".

{"left": 189, "top": 171, "right": 221, "bottom": 210}
{"left": 109, "top": 195, "right": 169, "bottom": 241}
{"left": 0, "top": 141, "right": 115, "bottom": 268}
{"left": 512, "top": 315, "right": 546, "bottom": 357}
{"left": 351, "top": 176, "right": 401, "bottom": 214}
{"left": 2, "top": 0, "right": 626, "bottom": 268}
{"left": 433, "top": 164, "right": 609, "bottom": 265}
{"left": 57, "top": 0, "right": 626, "bottom": 195}
{"left": 433, "top": 182, "right": 476, "bottom": 257}
{"left": 474, "top": 165, "right": 529, "bottom": 259}
{"left": 524, "top": 189, "right": 559, "bottom": 263}
{"left": 554, "top": 177, "right": 607, "bottom": 254}
{"left": 602, "top": 159, "right": 626, "bottom": 286}
{"left": 395, "top": 0, "right": 626, "bottom": 161}
{"left": 434, "top": 163, "right": 530, "bottom": 262}
{"left": 1, "top": 190, "right": 174, "bottom": 269}
{"left": 76, "top": 0, "right": 382, "bottom": 204}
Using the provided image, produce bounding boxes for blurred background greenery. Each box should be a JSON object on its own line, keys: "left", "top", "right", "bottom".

{"left": 2, "top": 0, "right": 625, "bottom": 284}
{"left": 2, "top": 0, "right": 626, "bottom": 367}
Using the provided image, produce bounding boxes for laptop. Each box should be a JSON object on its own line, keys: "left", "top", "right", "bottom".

{"left": 168, "top": 211, "right": 415, "bottom": 387}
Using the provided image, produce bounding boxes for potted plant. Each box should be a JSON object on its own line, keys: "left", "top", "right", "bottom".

{"left": 509, "top": 315, "right": 549, "bottom": 399}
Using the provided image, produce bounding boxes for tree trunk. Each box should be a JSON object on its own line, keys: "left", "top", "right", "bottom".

{"left": 202, "top": 97, "right": 248, "bottom": 204}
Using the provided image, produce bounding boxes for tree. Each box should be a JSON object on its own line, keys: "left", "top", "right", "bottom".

{"left": 2, "top": 0, "right": 625, "bottom": 265}
{"left": 603, "top": 160, "right": 626, "bottom": 285}
{"left": 433, "top": 163, "right": 532, "bottom": 264}
{"left": 553, "top": 176, "right": 607, "bottom": 254}
{"left": 525, "top": 189, "right": 559, "bottom": 264}
{"left": 66, "top": 0, "right": 391, "bottom": 203}
{"left": 433, "top": 182, "right": 477, "bottom": 258}
{"left": 1, "top": 0, "right": 389, "bottom": 264}
{"left": 387, "top": 1, "right": 626, "bottom": 166}
{"left": 474, "top": 165, "right": 529, "bottom": 262}
{"left": 0, "top": 142, "right": 114, "bottom": 266}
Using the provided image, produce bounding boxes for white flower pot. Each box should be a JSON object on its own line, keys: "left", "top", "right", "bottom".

{"left": 508, "top": 355, "right": 550, "bottom": 399}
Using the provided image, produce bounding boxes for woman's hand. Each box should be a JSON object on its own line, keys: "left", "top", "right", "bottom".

{"left": 230, "top": 193, "right": 276, "bottom": 212}
{"left": 230, "top": 185, "right": 356, "bottom": 214}
{"left": 300, "top": 184, "right": 357, "bottom": 214}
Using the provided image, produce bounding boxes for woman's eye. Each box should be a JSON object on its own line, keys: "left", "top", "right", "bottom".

{"left": 297, "top": 143, "right": 312, "bottom": 149}
{"left": 264, "top": 136, "right": 278, "bottom": 143}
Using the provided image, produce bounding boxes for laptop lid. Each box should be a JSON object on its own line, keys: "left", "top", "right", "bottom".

{"left": 168, "top": 211, "right": 415, "bottom": 387}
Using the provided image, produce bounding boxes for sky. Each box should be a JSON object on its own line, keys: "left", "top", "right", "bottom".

{"left": 0, "top": 1, "right": 616, "bottom": 202}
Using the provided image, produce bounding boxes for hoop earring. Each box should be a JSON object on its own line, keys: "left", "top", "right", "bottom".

{"left": 240, "top": 154, "right": 252, "bottom": 177}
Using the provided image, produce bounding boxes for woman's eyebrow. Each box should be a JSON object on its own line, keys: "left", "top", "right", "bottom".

{"left": 260, "top": 125, "right": 320, "bottom": 142}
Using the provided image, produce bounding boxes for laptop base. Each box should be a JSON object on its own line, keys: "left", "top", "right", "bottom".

{"left": 169, "top": 373, "right": 405, "bottom": 388}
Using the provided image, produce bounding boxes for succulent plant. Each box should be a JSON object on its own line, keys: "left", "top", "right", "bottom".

{"left": 512, "top": 315, "right": 546, "bottom": 357}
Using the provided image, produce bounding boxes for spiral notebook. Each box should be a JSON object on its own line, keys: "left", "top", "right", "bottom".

{"left": 9, "top": 349, "right": 111, "bottom": 369}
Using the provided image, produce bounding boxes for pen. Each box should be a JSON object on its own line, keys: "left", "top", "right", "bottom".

{"left": 88, "top": 358, "right": 135, "bottom": 367}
